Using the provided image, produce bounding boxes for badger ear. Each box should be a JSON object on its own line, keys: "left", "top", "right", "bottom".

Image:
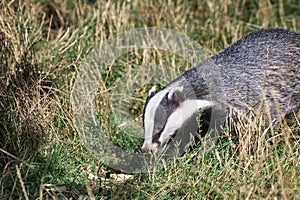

{"left": 167, "top": 86, "right": 184, "bottom": 105}
{"left": 147, "top": 86, "right": 157, "bottom": 99}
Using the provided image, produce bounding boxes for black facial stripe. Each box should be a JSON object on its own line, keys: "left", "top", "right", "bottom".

{"left": 149, "top": 91, "right": 178, "bottom": 142}
{"left": 151, "top": 112, "right": 170, "bottom": 144}
{"left": 152, "top": 128, "right": 163, "bottom": 143}
{"left": 159, "top": 92, "right": 176, "bottom": 117}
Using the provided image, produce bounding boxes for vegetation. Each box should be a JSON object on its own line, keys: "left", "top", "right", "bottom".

{"left": 0, "top": 0, "right": 299, "bottom": 199}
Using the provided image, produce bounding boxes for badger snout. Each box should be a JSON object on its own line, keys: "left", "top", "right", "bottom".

{"left": 141, "top": 142, "right": 159, "bottom": 154}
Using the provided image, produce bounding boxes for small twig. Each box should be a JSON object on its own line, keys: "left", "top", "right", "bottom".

{"left": 85, "top": 182, "right": 95, "bottom": 200}
{"left": 0, "top": 148, "right": 21, "bottom": 162}
{"left": 15, "top": 165, "right": 29, "bottom": 200}
{"left": 0, "top": 148, "right": 31, "bottom": 167}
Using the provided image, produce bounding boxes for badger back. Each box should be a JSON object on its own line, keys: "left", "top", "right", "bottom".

{"left": 212, "top": 28, "right": 300, "bottom": 120}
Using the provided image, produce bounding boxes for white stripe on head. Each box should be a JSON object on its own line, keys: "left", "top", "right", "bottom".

{"left": 142, "top": 89, "right": 170, "bottom": 148}
{"left": 158, "top": 99, "right": 214, "bottom": 146}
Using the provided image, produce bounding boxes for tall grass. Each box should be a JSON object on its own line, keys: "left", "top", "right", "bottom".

{"left": 0, "top": 0, "right": 299, "bottom": 199}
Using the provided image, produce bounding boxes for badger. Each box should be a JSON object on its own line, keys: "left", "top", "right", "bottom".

{"left": 142, "top": 28, "right": 300, "bottom": 154}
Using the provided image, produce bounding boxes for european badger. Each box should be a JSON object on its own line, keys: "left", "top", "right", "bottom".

{"left": 142, "top": 28, "right": 300, "bottom": 153}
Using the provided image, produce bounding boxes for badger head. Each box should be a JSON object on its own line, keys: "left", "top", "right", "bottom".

{"left": 142, "top": 85, "right": 214, "bottom": 153}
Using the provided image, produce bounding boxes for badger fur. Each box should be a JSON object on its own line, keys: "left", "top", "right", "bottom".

{"left": 142, "top": 28, "right": 300, "bottom": 153}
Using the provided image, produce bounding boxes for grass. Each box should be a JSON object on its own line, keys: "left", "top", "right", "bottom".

{"left": 0, "top": 0, "right": 299, "bottom": 199}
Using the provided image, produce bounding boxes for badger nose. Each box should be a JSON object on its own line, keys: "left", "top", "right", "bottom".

{"left": 141, "top": 144, "right": 158, "bottom": 154}
{"left": 141, "top": 147, "right": 151, "bottom": 153}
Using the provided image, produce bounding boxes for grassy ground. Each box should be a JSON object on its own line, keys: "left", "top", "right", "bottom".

{"left": 0, "top": 0, "right": 299, "bottom": 199}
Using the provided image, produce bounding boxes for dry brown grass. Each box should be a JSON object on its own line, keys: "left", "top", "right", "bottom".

{"left": 0, "top": 0, "right": 52, "bottom": 162}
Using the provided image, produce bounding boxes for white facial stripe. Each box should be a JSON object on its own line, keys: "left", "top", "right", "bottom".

{"left": 143, "top": 89, "right": 169, "bottom": 145}
{"left": 158, "top": 99, "right": 214, "bottom": 145}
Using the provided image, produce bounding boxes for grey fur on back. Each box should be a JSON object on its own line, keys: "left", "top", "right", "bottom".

{"left": 176, "top": 28, "right": 300, "bottom": 121}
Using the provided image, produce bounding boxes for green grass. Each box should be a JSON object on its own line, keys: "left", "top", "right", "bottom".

{"left": 0, "top": 0, "right": 299, "bottom": 199}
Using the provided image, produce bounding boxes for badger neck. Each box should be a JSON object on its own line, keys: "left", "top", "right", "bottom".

{"left": 165, "top": 68, "right": 209, "bottom": 100}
